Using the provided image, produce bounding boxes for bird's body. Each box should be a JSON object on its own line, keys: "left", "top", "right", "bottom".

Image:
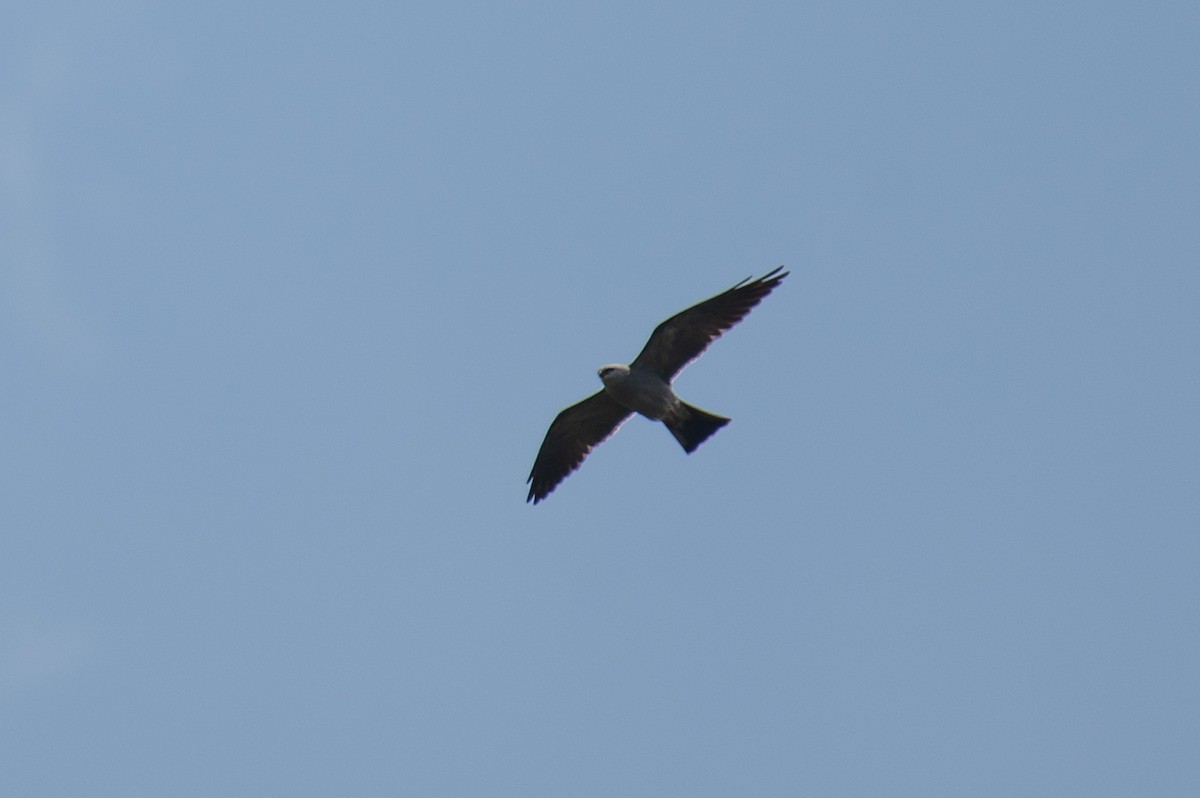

{"left": 527, "top": 267, "right": 788, "bottom": 504}
{"left": 598, "top": 363, "right": 730, "bottom": 453}
{"left": 598, "top": 364, "right": 675, "bottom": 420}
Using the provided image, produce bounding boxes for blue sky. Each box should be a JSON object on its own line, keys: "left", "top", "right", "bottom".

{"left": 3, "top": 2, "right": 1198, "bottom": 795}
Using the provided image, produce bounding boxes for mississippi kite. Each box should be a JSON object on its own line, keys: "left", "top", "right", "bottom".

{"left": 526, "top": 267, "right": 788, "bottom": 504}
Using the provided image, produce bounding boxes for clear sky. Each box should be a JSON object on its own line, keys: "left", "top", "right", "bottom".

{"left": 3, "top": 2, "right": 1198, "bottom": 796}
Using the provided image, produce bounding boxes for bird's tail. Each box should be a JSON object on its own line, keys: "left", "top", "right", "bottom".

{"left": 665, "top": 402, "right": 730, "bottom": 454}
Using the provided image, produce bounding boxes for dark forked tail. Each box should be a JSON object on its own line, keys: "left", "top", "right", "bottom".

{"left": 664, "top": 402, "right": 730, "bottom": 453}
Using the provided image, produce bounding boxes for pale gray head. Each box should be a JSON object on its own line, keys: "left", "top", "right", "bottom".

{"left": 597, "top": 363, "right": 630, "bottom": 386}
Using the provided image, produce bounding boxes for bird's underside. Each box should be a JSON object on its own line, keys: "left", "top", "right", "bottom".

{"left": 526, "top": 266, "right": 788, "bottom": 504}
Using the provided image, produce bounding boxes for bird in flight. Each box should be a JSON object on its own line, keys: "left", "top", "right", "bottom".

{"left": 527, "top": 267, "right": 788, "bottom": 504}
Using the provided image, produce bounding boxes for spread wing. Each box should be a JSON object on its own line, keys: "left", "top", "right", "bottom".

{"left": 630, "top": 267, "right": 788, "bottom": 381}
{"left": 527, "top": 390, "right": 632, "bottom": 504}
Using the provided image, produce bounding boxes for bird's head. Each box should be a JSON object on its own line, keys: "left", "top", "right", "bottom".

{"left": 597, "top": 364, "right": 630, "bottom": 386}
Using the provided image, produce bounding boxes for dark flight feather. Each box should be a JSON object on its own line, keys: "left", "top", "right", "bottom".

{"left": 631, "top": 267, "right": 788, "bottom": 380}
{"left": 526, "top": 390, "right": 632, "bottom": 504}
